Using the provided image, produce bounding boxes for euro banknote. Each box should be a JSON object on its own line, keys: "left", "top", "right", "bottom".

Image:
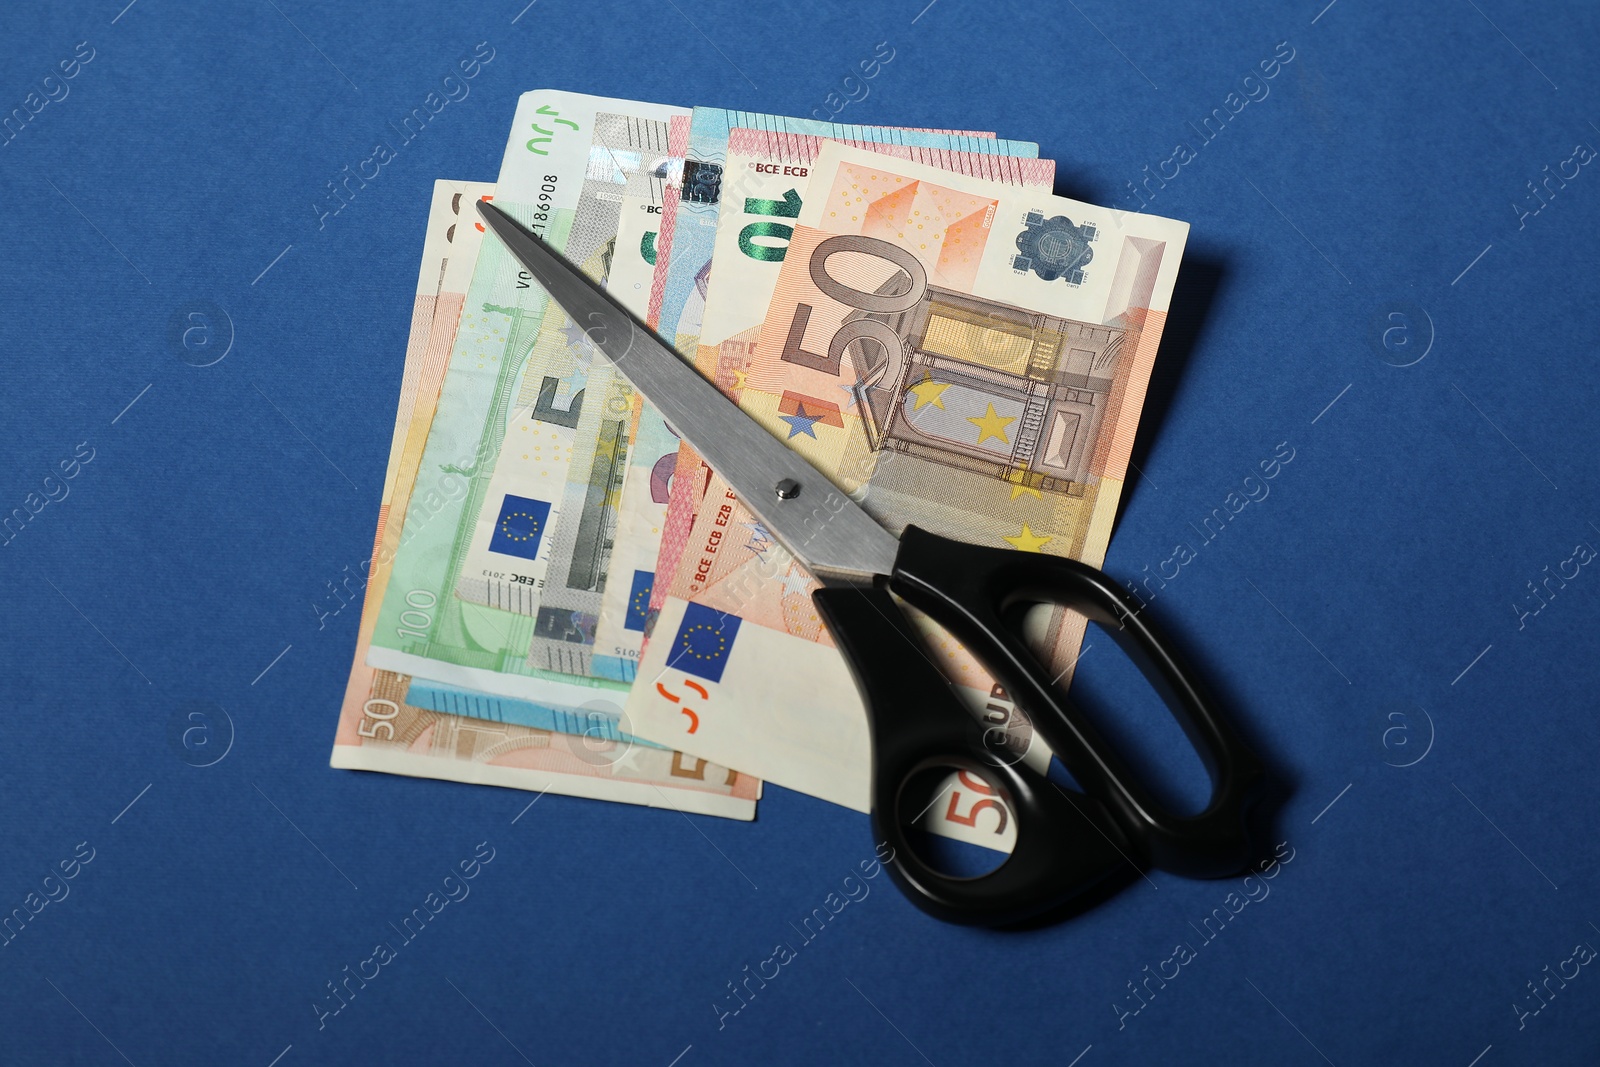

{"left": 341, "top": 179, "right": 627, "bottom": 744}
{"left": 365, "top": 92, "right": 676, "bottom": 708}
{"left": 579, "top": 121, "right": 695, "bottom": 683}
{"left": 625, "top": 131, "right": 1055, "bottom": 848}
{"left": 625, "top": 141, "right": 1188, "bottom": 817}
{"left": 336, "top": 179, "right": 474, "bottom": 689}
{"left": 584, "top": 353, "right": 678, "bottom": 681}
{"left": 375, "top": 180, "right": 451, "bottom": 520}
{"left": 336, "top": 669, "right": 758, "bottom": 819}
{"left": 333, "top": 174, "right": 757, "bottom": 818}
{"left": 649, "top": 108, "right": 1031, "bottom": 356}
{"left": 625, "top": 129, "right": 1059, "bottom": 812}
{"left": 641, "top": 115, "right": 703, "bottom": 619}
{"left": 451, "top": 109, "right": 678, "bottom": 686}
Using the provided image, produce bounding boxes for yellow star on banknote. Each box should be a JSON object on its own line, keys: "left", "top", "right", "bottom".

{"left": 732, "top": 368, "right": 747, "bottom": 391}
{"left": 907, "top": 374, "right": 950, "bottom": 410}
{"left": 967, "top": 402, "right": 1015, "bottom": 445}
{"left": 1004, "top": 523, "right": 1051, "bottom": 552}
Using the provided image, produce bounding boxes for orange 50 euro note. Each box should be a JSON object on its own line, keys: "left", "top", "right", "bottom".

{"left": 626, "top": 140, "right": 1188, "bottom": 828}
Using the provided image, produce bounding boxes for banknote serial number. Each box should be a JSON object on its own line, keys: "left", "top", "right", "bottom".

{"left": 529, "top": 174, "right": 557, "bottom": 233}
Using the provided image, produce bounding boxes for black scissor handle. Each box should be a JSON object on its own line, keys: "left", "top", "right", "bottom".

{"left": 888, "top": 525, "right": 1264, "bottom": 878}
{"left": 812, "top": 582, "right": 1129, "bottom": 926}
{"left": 813, "top": 527, "right": 1265, "bottom": 924}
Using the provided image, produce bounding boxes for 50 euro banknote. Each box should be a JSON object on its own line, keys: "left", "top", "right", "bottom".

{"left": 625, "top": 141, "right": 1189, "bottom": 825}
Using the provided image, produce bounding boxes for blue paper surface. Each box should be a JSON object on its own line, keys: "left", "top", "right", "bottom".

{"left": 2, "top": 0, "right": 1598, "bottom": 1063}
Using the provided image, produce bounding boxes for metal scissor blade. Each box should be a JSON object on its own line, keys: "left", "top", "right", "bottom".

{"left": 476, "top": 199, "right": 899, "bottom": 584}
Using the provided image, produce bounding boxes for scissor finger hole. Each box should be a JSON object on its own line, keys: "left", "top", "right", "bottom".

{"left": 897, "top": 764, "right": 1016, "bottom": 879}
{"left": 1005, "top": 603, "right": 1216, "bottom": 817}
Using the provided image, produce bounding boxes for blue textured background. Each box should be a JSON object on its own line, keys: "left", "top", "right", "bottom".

{"left": 3, "top": 1, "right": 1598, "bottom": 1063}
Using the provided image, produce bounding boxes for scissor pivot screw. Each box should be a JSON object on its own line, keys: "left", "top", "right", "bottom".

{"left": 775, "top": 478, "right": 801, "bottom": 500}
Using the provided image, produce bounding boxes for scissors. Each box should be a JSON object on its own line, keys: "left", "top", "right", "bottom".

{"left": 477, "top": 199, "right": 1265, "bottom": 926}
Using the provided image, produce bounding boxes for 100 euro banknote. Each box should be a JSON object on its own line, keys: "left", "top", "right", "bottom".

{"left": 626, "top": 141, "right": 1188, "bottom": 821}
{"left": 451, "top": 108, "right": 680, "bottom": 685}
{"left": 335, "top": 174, "right": 756, "bottom": 819}
{"left": 366, "top": 92, "right": 678, "bottom": 709}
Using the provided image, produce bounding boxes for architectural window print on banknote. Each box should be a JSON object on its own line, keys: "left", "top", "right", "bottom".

{"left": 843, "top": 268, "right": 1141, "bottom": 507}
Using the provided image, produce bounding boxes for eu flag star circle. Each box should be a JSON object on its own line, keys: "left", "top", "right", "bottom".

{"left": 679, "top": 623, "right": 729, "bottom": 660}
{"left": 500, "top": 510, "right": 541, "bottom": 541}
{"left": 666, "top": 603, "right": 742, "bottom": 682}
{"left": 488, "top": 494, "right": 553, "bottom": 561}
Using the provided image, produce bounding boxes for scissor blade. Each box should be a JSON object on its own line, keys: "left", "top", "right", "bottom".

{"left": 476, "top": 199, "right": 899, "bottom": 584}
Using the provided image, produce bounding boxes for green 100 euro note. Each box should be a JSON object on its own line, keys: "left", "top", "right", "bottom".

{"left": 365, "top": 92, "right": 680, "bottom": 709}
{"left": 333, "top": 173, "right": 757, "bottom": 819}
{"left": 450, "top": 110, "right": 677, "bottom": 683}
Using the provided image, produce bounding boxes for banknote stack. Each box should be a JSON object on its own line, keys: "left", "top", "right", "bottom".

{"left": 331, "top": 91, "right": 1189, "bottom": 852}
